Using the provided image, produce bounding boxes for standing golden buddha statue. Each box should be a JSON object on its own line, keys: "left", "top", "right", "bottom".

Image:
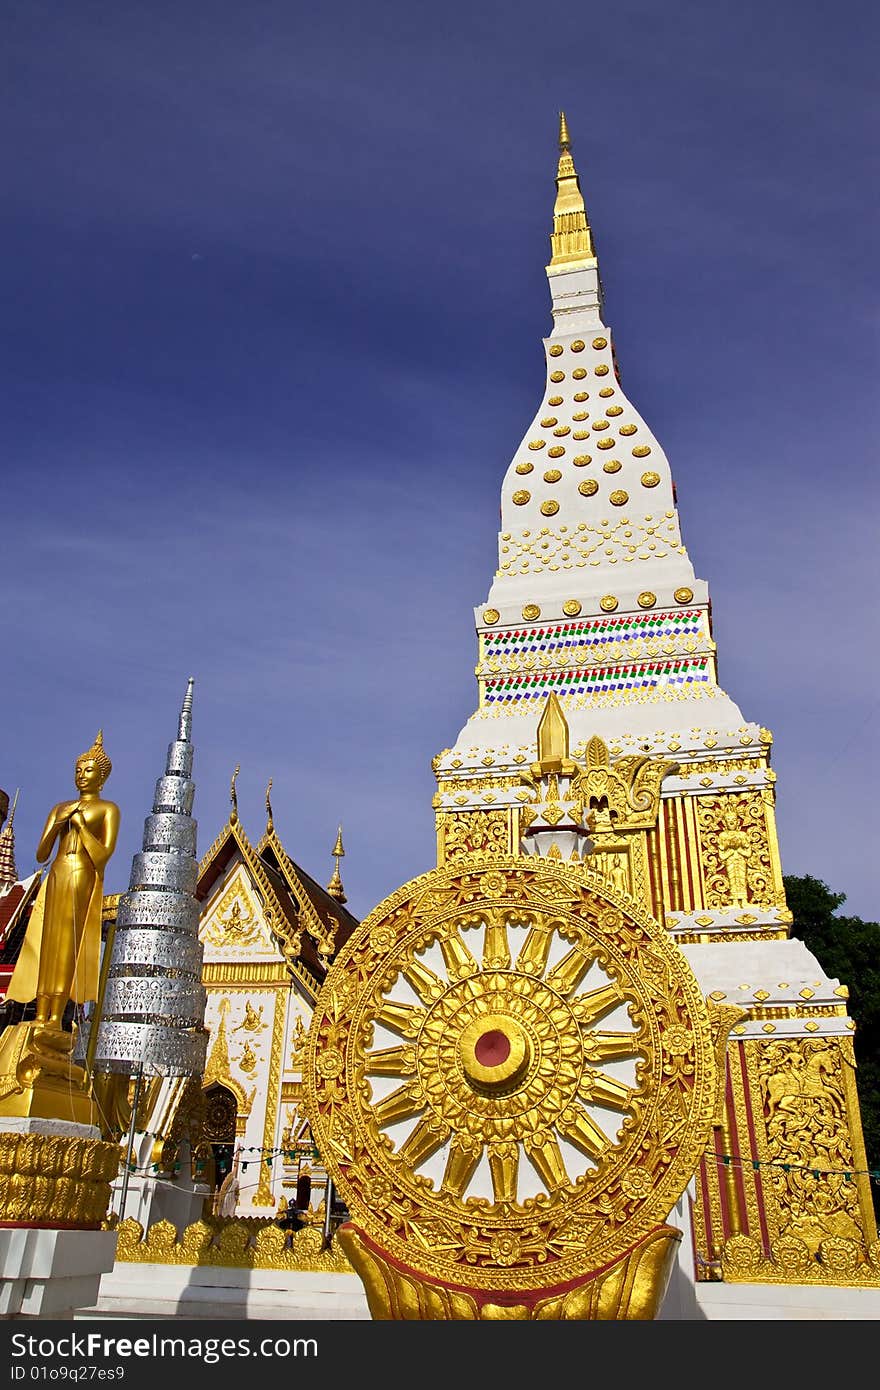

{"left": 0, "top": 731, "right": 120, "bottom": 1124}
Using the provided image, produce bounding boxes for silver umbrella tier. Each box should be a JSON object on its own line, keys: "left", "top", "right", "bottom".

{"left": 88, "top": 678, "right": 208, "bottom": 1078}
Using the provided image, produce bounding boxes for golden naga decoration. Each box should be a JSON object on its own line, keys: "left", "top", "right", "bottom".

{"left": 305, "top": 856, "right": 718, "bottom": 1319}
{"left": 571, "top": 734, "right": 679, "bottom": 834}
{"left": 1, "top": 731, "right": 120, "bottom": 1126}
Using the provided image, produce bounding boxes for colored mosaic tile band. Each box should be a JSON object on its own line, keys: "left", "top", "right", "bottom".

{"left": 482, "top": 657, "right": 712, "bottom": 704}
{"left": 483, "top": 610, "right": 704, "bottom": 656}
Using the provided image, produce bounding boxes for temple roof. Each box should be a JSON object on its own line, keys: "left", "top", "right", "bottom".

{"left": 196, "top": 813, "right": 358, "bottom": 994}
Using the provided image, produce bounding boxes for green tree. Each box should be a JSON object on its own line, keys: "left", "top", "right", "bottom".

{"left": 784, "top": 874, "right": 880, "bottom": 1202}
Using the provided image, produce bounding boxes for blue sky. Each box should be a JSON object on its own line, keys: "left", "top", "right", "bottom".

{"left": 4, "top": 0, "right": 878, "bottom": 921}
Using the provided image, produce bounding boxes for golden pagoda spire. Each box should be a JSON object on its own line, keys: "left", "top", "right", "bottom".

{"left": 327, "top": 824, "right": 347, "bottom": 903}
{"left": 548, "top": 111, "right": 596, "bottom": 269}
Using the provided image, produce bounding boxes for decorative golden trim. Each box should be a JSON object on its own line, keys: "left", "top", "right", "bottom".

{"left": 115, "top": 1217, "right": 353, "bottom": 1273}
{"left": 255, "top": 990, "right": 287, "bottom": 1207}
{"left": 203, "top": 963, "right": 293, "bottom": 986}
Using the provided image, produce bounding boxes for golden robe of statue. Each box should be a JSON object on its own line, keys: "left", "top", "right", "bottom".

{"left": 7, "top": 731, "right": 120, "bottom": 1026}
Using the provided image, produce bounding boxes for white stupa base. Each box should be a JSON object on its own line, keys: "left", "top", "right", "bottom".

{"left": 110, "top": 1174, "right": 211, "bottom": 1234}
{"left": 0, "top": 1228, "right": 118, "bottom": 1320}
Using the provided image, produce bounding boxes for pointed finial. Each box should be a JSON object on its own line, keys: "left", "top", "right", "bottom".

{"left": 532, "top": 694, "right": 577, "bottom": 776}
{"left": 265, "top": 778, "right": 274, "bottom": 833}
{"left": 230, "top": 765, "right": 240, "bottom": 824}
{"left": 327, "top": 824, "right": 347, "bottom": 903}
{"left": 548, "top": 114, "right": 596, "bottom": 269}
{"left": 8, "top": 789, "right": 19, "bottom": 830}
{"left": 0, "top": 787, "right": 19, "bottom": 889}
{"left": 178, "top": 677, "right": 195, "bottom": 742}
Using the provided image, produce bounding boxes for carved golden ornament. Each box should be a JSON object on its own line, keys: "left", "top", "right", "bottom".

{"left": 512, "top": 490, "right": 531, "bottom": 505}
{"left": 741, "top": 1038, "right": 880, "bottom": 1278}
{"left": 592, "top": 337, "right": 608, "bottom": 349}
{"left": 609, "top": 491, "right": 629, "bottom": 507}
{"left": 619, "top": 425, "right": 637, "bottom": 436}
{"left": 597, "top": 438, "right": 615, "bottom": 450}
{"left": 553, "top": 426, "right": 570, "bottom": 437}
{"left": 548, "top": 395, "right": 564, "bottom": 406}
{"left": 440, "top": 810, "right": 509, "bottom": 863}
{"left": 592, "top": 419, "right": 609, "bottom": 432}
{"left": 515, "top": 462, "right": 534, "bottom": 475}
{"left": 573, "top": 454, "right": 592, "bottom": 466}
{"left": 549, "top": 344, "right": 564, "bottom": 357}
{"left": 563, "top": 600, "right": 582, "bottom": 617}
{"left": 528, "top": 439, "right": 546, "bottom": 451}
{"left": 672, "top": 587, "right": 693, "bottom": 604}
{"left": 572, "top": 411, "right": 589, "bottom": 421}
{"left": 543, "top": 469, "right": 562, "bottom": 483}
{"left": 0, "top": 1130, "right": 118, "bottom": 1226}
{"left": 116, "top": 1217, "right": 353, "bottom": 1274}
{"left": 306, "top": 857, "right": 716, "bottom": 1301}
{"left": 572, "top": 430, "right": 590, "bottom": 440}
{"left": 574, "top": 391, "right": 589, "bottom": 402}
{"left": 522, "top": 604, "right": 541, "bottom": 620}
{"left": 633, "top": 446, "right": 652, "bottom": 457}
{"left": 572, "top": 368, "right": 587, "bottom": 379}
{"left": 603, "top": 460, "right": 622, "bottom": 473}
{"left": 547, "top": 446, "right": 565, "bottom": 458}
{"left": 578, "top": 479, "right": 599, "bottom": 497}
{"left": 599, "top": 387, "right": 615, "bottom": 397}
{"left": 482, "top": 609, "right": 500, "bottom": 625}
{"left": 540, "top": 500, "right": 560, "bottom": 516}
{"left": 697, "top": 795, "right": 776, "bottom": 909}
{"left": 641, "top": 472, "right": 660, "bottom": 488}
{"left": 600, "top": 595, "right": 619, "bottom": 612}
{"left": 550, "top": 371, "right": 565, "bottom": 382}
{"left": 594, "top": 365, "right": 610, "bottom": 376}
{"left": 541, "top": 417, "right": 558, "bottom": 427}
{"left": 637, "top": 592, "right": 656, "bottom": 608}
{"left": 571, "top": 340, "right": 586, "bottom": 352}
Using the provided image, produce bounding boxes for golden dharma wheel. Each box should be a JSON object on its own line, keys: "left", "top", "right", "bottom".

{"left": 305, "top": 857, "right": 716, "bottom": 1299}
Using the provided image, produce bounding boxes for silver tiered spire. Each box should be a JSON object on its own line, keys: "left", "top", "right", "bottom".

{"left": 90, "top": 679, "right": 208, "bottom": 1077}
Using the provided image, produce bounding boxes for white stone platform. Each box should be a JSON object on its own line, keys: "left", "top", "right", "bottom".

{"left": 79, "top": 1259, "right": 880, "bottom": 1321}
{"left": 1, "top": 1229, "right": 119, "bottom": 1320}
{"left": 79, "top": 1262, "right": 370, "bottom": 1320}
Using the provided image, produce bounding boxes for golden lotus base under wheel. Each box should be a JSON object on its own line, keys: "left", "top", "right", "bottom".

{"left": 338, "top": 1221, "right": 682, "bottom": 1319}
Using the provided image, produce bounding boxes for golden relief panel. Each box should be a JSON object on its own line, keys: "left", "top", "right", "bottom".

{"left": 697, "top": 794, "right": 781, "bottom": 910}
{"left": 714, "top": 1039, "right": 880, "bottom": 1285}
{"left": 200, "top": 867, "right": 274, "bottom": 953}
{"left": 437, "top": 810, "right": 511, "bottom": 864}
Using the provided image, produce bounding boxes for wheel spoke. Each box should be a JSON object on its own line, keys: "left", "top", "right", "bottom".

{"left": 364, "top": 1045, "right": 416, "bottom": 1077}
{"left": 556, "top": 1104, "right": 612, "bottom": 1160}
{"left": 373, "top": 1083, "right": 425, "bottom": 1128}
{"left": 523, "top": 1129, "right": 569, "bottom": 1192}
